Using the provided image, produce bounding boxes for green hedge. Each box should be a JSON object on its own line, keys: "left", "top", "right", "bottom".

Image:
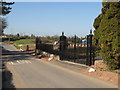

{"left": 93, "top": 1, "right": 120, "bottom": 70}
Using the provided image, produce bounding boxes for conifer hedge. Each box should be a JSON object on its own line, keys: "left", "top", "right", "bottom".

{"left": 93, "top": 1, "right": 120, "bottom": 70}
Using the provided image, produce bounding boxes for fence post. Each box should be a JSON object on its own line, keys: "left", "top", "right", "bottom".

{"left": 26, "top": 45, "right": 29, "bottom": 51}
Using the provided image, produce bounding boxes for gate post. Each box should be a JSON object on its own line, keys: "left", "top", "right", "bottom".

{"left": 35, "top": 37, "right": 42, "bottom": 55}
{"left": 59, "top": 32, "right": 67, "bottom": 60}
{"left": 86, "top": 30, "right": 93, "bottom": 66}
{"left": 89, "top": 30, "right": 93, "bottom": 66}
{"left": 36, "top": 37, "right": 38, "bottom": 50}
{"left": 35, "top": 37, "right": 38, "bottom": 55}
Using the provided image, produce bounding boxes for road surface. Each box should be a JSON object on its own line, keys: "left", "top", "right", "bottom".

{"left": 2, "top": 43, "right": 118, "bottom": 88}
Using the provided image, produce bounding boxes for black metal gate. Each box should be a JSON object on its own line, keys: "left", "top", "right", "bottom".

{"left": 59, "top": 31, "right": 94, "bottom": 66}
{"left": 35, "top": 31, "right": 95, "bottom": 66}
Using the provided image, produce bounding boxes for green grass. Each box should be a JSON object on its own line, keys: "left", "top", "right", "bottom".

{"left": 4, "top": 39, "right": 35, "bottom": 44}
{"left": 4, "top": 41, "right": 13, "bottom": 43}
{"left": 14, "top": 45, "right": 20, "bottom": 49}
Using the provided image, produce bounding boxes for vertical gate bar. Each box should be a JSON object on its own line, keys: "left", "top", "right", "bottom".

{"left": 92, "top": 45, "right": 95, "bottom": 65}
{"left": 86, "top": 35, "right": 89, "bottom": 65}
{"left": 89, "top": 35, "right": 92, "bottom": 66}
{"left": 60, "top": 39, "right": 63, "bottom": 60}
{"left": 35, "top": 37, "right": 38, "bottom": 55}
{"left": 36, "top": 37, "right": 38, "bottom": 49}
{"left": 74, "top": 35, "right": 77, "bottom": 62}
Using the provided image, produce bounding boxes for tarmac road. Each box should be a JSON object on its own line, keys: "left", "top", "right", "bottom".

{"left": 2, "top": 44, "right": 118, "bottom": 88}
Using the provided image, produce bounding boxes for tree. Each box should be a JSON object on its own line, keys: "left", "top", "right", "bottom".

{"left": 1, "top": 1, "right": 14, "bottom": 16}
{"left": 0, "top": 1, "right": 14, "bottom": 35}
{"left": 0, "top": 18, "right": 7, "bottom": 35}
{"left": 93, "top": 1, "right": 120, "bottom": 69}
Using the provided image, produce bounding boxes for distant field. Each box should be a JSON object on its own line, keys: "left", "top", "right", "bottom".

{"left": 4, "top": 39, "right": 36, "bottom": 51}
{"left": 4, "top": 39, "right": 35, "bottom": 44}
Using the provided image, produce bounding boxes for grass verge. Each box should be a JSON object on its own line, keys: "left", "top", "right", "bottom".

{"left": 4, "top": 39, "right": 35, "bottom": 44}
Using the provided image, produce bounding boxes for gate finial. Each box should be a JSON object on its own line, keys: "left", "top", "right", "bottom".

{"left": 62, "top": 32, "right": 64, "bottom": 36}
{"left": 90, "top": 29, "right": 92, "bottom": 34}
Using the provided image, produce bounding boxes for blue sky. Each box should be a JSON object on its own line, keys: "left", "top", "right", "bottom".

{"left": 5, "top": 2, "right": 102, "bottom": 37}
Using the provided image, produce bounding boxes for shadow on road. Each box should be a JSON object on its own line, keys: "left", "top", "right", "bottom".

{"left": 2, "top": 69, "right": 16, "bottom": 89}
{"left": 2, "top": 46, "right": 32, "bottom": 63}
{"left": 1, "top": 46, "right": 32, "bottom": 89}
